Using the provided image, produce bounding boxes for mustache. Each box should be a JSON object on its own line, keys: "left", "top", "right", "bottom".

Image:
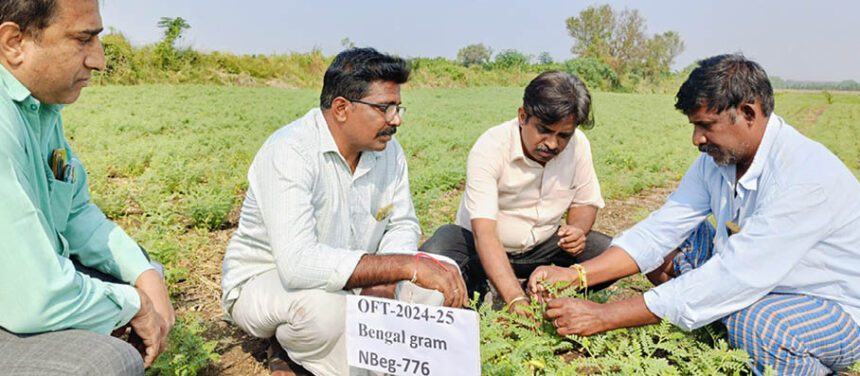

{"left": 376, "top": 126, "right": 397, "bottom": 137}
{"left": 698, "top": 144, "right": 719, "bottom": 154}
{"left": 536, "top": 144, "right": 558, "bottom": 155}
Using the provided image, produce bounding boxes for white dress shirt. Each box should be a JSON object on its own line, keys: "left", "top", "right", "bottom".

{"left": 613, "top": 114, "right": 860, "bottom": 330}
{"left": 221, "top": 109, "right": 421, "bottom": 318}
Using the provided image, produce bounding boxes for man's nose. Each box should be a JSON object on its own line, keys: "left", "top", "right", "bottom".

{"left": 545, "top": 136, "right": 559, "bottom": 150}
{"left": 388, "top": 112, "right": 402, "bottom": 127}
{"left": 85, "top": 38, "right": 106, "bottom": 71}
{"left": 692, "top": 127, "right": 707, "bottom": 147}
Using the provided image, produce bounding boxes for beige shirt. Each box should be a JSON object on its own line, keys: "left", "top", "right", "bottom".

{"left": 456, "top": 119, "right": 604, "bottom": 254}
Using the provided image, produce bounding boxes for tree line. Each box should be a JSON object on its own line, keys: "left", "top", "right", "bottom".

{"left": 97, "top": 7, "right": 856, "bottom": 93}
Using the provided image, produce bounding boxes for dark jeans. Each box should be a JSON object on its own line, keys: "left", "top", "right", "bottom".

{"left": 419, "top": 224, "right": 614, "bottom": 297}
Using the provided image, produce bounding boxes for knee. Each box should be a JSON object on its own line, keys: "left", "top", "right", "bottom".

{"left": 585, "top": 231, "right": 612, "bottom": 251}
{"left": 68, "top": 332, "right": 144, "bottom": 376}
{"left": 723, "top": 300, "right": 804, "bottom": 372}
{"left": 284, "top": 291, "right": 346, "bottom": 347}
{"left": 576, "top": 230, "right": 612, "bottom": 262}
{"left": 420, "top": 225, "right": 471, "bottom": 257}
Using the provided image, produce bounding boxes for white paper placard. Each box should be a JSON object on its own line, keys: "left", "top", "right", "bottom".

{"left": 346, "top": 295, "right": 480, "bottom": 376}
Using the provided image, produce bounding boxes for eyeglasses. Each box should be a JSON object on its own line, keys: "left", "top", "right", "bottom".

{"left": 346, "top": 98, "right": 406, "bottom": 122}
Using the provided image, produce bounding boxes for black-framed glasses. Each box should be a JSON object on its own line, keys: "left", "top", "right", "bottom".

{"left": 346, "top": 98, "right": 406, "bottom": 121}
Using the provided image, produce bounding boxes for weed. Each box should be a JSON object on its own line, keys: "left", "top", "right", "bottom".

{"left": 148, "top": 313, "right": 221, "bottom": 376}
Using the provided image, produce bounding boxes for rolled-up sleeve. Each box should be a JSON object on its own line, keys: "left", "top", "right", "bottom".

{"left": 255, "top": 144, "right": 365, "bottom": 292}
{"left": 644, "top": 183, "right": 828, "bottom": 330}
{"left": 612, "top": 156, "right": 711, "bottom": 274}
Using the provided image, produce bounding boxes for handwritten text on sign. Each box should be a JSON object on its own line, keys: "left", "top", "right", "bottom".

{"left": 346, "top": 295, "right": 480, "bottom": 376}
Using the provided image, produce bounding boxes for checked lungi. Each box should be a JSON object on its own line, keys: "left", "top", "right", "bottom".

{"left": 674, "top": 222, "right": 860, "bottom": 375}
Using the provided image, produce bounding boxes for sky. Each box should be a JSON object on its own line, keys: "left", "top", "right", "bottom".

{"left": 101, "top": 0, "right": 859, "bottom": 82}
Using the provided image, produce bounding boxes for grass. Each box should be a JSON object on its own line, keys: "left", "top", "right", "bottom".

{"left": 61, "top": 86, "right": 859, "bottom": 374}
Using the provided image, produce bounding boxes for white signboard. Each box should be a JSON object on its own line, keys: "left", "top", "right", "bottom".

{"left": 346, "top": 295, "right": 480, "bottom": 376}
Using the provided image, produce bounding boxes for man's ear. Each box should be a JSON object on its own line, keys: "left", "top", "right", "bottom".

{"left": 739, "top": 102, "right": 757, "bottom": 127}
{"left": 517, "top": 107, "right": 526, "bottom": 127}
{"left": 0, "top": 22, "right": 27, "bottom": 66}
{"left": 330, "top": 97, "right": 351, "bottom": 123}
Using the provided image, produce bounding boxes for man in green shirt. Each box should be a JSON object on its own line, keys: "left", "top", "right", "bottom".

{"left": 0, "top": 1, "right": 174, "bottom": 374}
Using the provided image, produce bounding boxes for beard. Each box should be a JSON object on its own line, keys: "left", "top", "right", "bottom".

{"left": 698, "top": 144, "right": 742, "bottom": 166}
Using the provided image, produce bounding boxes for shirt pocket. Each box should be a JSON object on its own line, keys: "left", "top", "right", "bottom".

{"left": 49, "top": 178, "right": 74, "bottom": 233}
{"left": 365, "top": 214, "right": 390, "bottom": 253}
{"left": 547, "top": 187, "right": 576, "bottom": 207}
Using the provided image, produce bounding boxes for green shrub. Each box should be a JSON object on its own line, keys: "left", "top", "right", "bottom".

{"left": 478, "top": 286, "right": 750, "bottom": 375}
{"left": 492, "top": 49, "right": 531, "bottom": 70}
{"left": 564, "top": 57, "right": 620, "bottom": 91}
{"left": 148, "top": 313, "right": 220, "bottom": 376}
{"left": 184, "top": 186, "right": 235, "bottom": 230}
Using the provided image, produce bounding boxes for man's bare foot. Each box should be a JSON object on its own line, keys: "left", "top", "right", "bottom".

{"left": 268, "top": 338, "right": 313, "bottom": 376}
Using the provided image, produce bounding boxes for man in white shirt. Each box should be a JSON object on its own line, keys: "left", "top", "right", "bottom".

{"left": 421, "top": 71, "right": 612, "bottom": 316}
{"left": 529, "top": 54, "right": 860, "bottom": 375}
{"left": 221, "top": 48, "right": 467, "bottom": 376}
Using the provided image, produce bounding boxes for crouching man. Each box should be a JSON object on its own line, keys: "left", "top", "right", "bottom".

{"left": 221, "top": 48, "right": 467, "bottom": 376}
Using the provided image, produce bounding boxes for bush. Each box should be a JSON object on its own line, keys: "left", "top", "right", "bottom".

{"left": 564, "top": 57, "right": 619, "bottom": 91}
{"left": 101, "top": 31, "right": 136, "bottom": 82}
{"left": 492, "top": 49, "right": 531, "bottom": 70}
{"left": 457, "top": 43, "right": 492, "bottom": 67}
{"left": 148, "top": 313, "right": 220, "bottom": 376}
{"left": 184, "top": 186, "right": 235, "bottom": 230}
{"left": 479, "top": 285, "right": 750, "bottom": 375}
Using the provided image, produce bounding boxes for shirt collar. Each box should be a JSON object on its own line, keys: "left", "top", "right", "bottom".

{"left": 315, "top": 109, "right": 340, "bottom": 154}
{"left": 0, "top": 64, "right": 64, "bottom": 113}
{"left": 0, "top": 64, "right": 32, "bottom": 103}
{"left": 508, "top": 119, "right": 543, "bottom": 168}
{"left": 735, "top": 114, "right": 782, "bottom": 191}
{"left": 315, "top": 108, "right": 383, "bottom": 161}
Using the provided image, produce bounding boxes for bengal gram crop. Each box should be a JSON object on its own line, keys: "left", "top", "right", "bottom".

{"left": 63, "top": 87, "right": 859, "bottom": 375}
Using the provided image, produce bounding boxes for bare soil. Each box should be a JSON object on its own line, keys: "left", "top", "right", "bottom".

{"left": 184, "top": 182, "right": 678, "bottom": 375}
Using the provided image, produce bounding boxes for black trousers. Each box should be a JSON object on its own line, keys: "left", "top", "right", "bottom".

{"left": 419, "top": 224, "right": 614, "bottom": 297}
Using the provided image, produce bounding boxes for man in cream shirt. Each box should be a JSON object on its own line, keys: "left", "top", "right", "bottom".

{"left": 421, "top": 71, "right": 612, "bottom": 315}
{"left": 221, "top": 48, "right": 466, "bottom": 376}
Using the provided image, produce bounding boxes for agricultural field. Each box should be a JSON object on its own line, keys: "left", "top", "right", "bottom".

{"left": 62, "top": 86, "right": 859, "bottom": 375}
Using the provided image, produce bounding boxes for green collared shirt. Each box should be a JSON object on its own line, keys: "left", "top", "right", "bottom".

{"left": 0, "top": 65, "right": 151, "bottom": 335}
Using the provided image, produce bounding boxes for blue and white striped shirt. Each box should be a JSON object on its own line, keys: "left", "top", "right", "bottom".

{"left": 613, "top": 114, "right": 860, "bottom": 331}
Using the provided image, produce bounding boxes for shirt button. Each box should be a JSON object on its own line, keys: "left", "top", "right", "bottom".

{"left": 30, "top": 104, "right": 37, "bottom": 111}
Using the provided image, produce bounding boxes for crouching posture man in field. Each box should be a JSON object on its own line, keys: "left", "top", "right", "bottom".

{"left": 221, "top": 48, "right": 467, "bottom": 376}
{"left": 421, "top": 71, "right": 613, "bottom": 316}
{"left": 0, "top": 0, "right": 175, "bottom": 374}
{"left": 529, "top": 54, "right": 860, "bottom": 375}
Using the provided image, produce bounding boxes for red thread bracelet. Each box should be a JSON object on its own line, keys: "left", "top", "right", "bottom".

{"left": 410, "top": 252, "right": 446, "bottom": 284}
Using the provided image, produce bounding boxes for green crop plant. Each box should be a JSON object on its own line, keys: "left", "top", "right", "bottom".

{"left": 61, "top": 86, "right": 858, "bottom": 374}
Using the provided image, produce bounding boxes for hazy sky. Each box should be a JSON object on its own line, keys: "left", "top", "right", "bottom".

{"left": 101, "top": 1, "right": 859, "bottom": 82}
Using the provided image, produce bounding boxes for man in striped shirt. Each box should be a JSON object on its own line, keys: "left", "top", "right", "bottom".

{"left": 221, "top": 48, "right": 466, "bottom": 376}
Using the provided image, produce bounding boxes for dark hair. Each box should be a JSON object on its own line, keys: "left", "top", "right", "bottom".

{"left": 319, "top": 48, "right": 410, "bottom": 109}
{"left": 0, "top": 0, "right": 58, "bottom": 38}
{"left": 675, "top": 54, "right": 774, "bottom": 117}
{"left": 523, "top": 71, "right": 594, "bottom": 129}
